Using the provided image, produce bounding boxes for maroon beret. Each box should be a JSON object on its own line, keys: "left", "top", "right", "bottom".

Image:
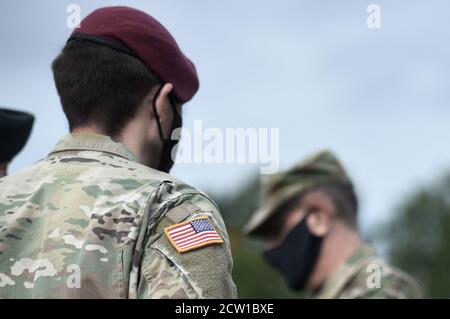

{"left": 69, "top": 6, "right": 199, "bottom": 103}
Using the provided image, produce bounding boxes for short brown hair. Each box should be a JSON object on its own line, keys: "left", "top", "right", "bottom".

{"left": 52, "top": 40, "right": 160, "bottom": 136}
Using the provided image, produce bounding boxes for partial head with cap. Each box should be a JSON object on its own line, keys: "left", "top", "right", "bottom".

{"left": 245, "top": 150, "right": 363, "bottom": 291}
{"left": 0, "top": 108, "right": 34, "bottom": 177}
{"left": 52, "top": 6, "right": 199, "bottom": 173}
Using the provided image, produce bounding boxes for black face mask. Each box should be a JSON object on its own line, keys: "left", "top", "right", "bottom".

{"left": 264, "top": 216, "right": 323, "bottom": 291}
{"left": 152, "top": 87, "right": 182, "bottom": 173}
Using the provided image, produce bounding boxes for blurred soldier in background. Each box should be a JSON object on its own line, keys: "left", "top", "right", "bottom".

{"left": 245, "top": 150, "right": 422, "bottom": 298}
{"left": 0, "top": 108, "right": 34, "bottom": 177}
{"left": 0, "top": 7, "right": 236, "bottom": 298}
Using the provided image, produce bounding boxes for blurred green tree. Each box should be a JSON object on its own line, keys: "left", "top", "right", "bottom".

{"left": 373, "top": 173, "right": 450, "bottom": 298}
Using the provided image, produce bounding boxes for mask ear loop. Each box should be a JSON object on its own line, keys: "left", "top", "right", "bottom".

{"left": 168, "top": 94, "right": 181, "bottom": 122}
{"left": 152, "top": 85, "right": 166, "bottom": 142}
{"left": 151, "top": 86, "right": 181, "bottom": 143}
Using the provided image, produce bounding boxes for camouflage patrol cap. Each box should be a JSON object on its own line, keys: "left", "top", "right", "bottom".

{"left": 244, "top": 150, "right": 352, "bottom": 236}
{"left": 0, "top": 108, "right": 34, "bottom": 162}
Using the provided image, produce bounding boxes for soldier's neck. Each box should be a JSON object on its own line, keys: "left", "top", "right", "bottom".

{"left": 72, "top": 125, "right": 160, "bottom": 169}
{"left": 307, "top": 223, "right": 363, "bottom": 291}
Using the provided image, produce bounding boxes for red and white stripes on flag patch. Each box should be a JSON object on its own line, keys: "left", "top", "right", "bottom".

{"left": 164, "top": 216, "right": 224, "bottom": 253}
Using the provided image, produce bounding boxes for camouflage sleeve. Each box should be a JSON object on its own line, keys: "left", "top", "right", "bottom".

{"left": 137, "top": 194, "right": 237, "bottom": 299}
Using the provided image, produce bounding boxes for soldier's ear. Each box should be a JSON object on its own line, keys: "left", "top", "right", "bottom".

{"left": 303, "top": 191, "right": 333, "bottom": 237}
{"left": 154, "top": 83, "right": 174, "bottom": 126}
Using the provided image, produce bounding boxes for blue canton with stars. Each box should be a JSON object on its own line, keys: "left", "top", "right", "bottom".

{"left": 191, "top": 219, "right": 214, "bottom": 233}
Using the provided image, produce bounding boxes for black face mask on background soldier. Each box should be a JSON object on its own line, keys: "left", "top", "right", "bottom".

{"left": 264, "top": 216, "right": 323, "bottom": 291}
{"left": 152, "top": 87, "right": 182, "bottom": 173}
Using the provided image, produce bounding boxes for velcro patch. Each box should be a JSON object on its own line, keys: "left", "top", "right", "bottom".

{"left": 164, "top": 216, "right": 224, "bottom": 253}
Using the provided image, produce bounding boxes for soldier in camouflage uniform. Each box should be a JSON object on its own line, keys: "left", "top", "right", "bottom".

{"left": 244, "top": 150, "right": 422, "bottom": 298}
{"left": 0, "top": 6, "right": 236, "bottom": 298}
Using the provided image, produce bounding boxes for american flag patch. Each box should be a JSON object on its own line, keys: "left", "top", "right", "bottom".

{"left": 164, "top": 216, "right": 224, "bottom": 253}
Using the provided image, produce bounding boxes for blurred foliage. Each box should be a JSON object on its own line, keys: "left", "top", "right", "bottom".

{"left": 211, "top": 176, "right": 303, "bottom": 298}
{"left": 373, "top": 173, "right": 450, "bottom": 298}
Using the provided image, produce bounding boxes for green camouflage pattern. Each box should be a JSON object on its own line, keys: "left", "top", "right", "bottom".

{"left": 0, "top": 133, "right": 237, "bottom": 299}
{"left": 313, "top": 244, "right": 423, "bottom": 299}
{"left": 245, "top": 149, "right": 352, "bottom": 236}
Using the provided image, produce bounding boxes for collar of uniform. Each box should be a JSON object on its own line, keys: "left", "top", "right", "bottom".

{"left": 49, "top": 133, "right": 139, "bottom": 163}
{"left": 312, "top": 244, "right": 375, "bottom": 299}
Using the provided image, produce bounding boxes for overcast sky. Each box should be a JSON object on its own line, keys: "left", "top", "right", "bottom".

{"left": 1, "top": 0, "right": 449, "bottom": 233}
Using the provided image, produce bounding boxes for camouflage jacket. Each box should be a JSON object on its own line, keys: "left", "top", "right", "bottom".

{"left": 313, "top": 244, "right": 423, "bottom": 299}
{"left": 0, "top": 133, "right": 237, "bottom": 298}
